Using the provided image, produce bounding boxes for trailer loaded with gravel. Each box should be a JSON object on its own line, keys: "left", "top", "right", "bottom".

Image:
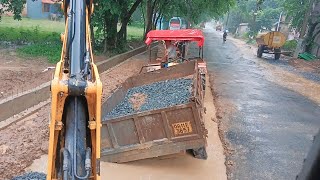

{"left": 100, "top": 61, "right": 208, "bottom": 162}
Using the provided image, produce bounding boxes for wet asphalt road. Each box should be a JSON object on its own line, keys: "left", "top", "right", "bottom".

{"left": 203, "top": 29, "right": 320, "bottom": 180}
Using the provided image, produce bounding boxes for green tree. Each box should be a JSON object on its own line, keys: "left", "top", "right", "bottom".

{"left": 227, "top": 0, "right": 283, "bottom": 34}
{"left": 91, "top": 0, "right": 237, "bottom": 51}
{"left": 279, "top": 0, "right": 308, "bottom": 29}
{"left": 143, "top": 0, "right": 235, "bottom": 37}
{"left": 117, "top": 0, "right": 143, "bottom": 43}
{"left": 0, "top": 0, "right": 26, "bottom": 20}
{"left": 91, "top": 0, "right": 143, "bottom": 52}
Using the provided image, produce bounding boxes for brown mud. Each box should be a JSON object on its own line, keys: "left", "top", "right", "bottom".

{"left": 0, "top": 48, "right": 53, "bottom": 100}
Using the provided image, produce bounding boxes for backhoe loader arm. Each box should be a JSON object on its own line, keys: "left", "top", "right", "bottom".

{"left": 47, "top": 0, "right": 102, "bottom": 179}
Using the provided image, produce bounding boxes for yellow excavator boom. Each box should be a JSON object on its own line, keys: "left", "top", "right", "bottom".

{"left": 47, "top": 0, "right": 102, "bottom": 179}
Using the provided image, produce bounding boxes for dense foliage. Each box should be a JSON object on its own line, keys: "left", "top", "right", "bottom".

{"left": 0, "top": 0, "right": 235, "bottom": 52}
{"left": 226, "top": 0, "right": 283, "bottom": 34}
{"left": 91, "top": 0, "right": 235, "bottom": 51}
{"left": 0, "top": 0, "right": 26, "bottom": 20}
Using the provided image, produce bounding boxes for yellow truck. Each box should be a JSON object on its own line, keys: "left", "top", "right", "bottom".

{"left": 256, "top": 31, "right": 286, "bottom": 60}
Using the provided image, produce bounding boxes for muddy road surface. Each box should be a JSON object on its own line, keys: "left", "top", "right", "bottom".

{"left": 204, "top": 28, "right": 320, "bottom": 180}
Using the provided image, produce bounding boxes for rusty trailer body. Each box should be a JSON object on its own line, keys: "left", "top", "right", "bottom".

{"left": 100, "top": 61, "right": 207, "bottom": 163}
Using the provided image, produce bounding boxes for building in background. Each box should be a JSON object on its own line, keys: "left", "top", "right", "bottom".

{"left": 236, "top": 23, "right": 249, "bottom": 37}
{"left": 26, "top": 0, "right": 61, "bottom": 19}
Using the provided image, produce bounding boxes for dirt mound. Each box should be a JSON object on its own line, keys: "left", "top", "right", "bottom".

{"left": 0, "top": 106, "right": 49, "bottom": 180}
{"left": 0, "top": 48, "right": 53, "bottom": 101}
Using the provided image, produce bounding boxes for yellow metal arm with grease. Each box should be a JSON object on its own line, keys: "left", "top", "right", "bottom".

{"left": 47, "top": 0, "right": 102, "bottom": 179}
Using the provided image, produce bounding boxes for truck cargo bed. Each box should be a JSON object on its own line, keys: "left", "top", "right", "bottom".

{"left": 101, "top": 61, "right": 207, "bottom": 163}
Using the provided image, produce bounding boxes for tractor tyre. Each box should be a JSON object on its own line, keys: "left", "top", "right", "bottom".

{"left": 257, "top": 45, "right": 264, "bottom": 58}
{"left": 201, "top": 74, "right": 206, "bottom": 91}
{"left": 193, "top": 146, "right": 208, "bottom": 160}
{"left": 274, "top": 48, "right": 281, "bottom": 60}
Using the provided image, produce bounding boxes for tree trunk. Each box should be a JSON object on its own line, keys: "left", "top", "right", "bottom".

{"left": 152, "top": 7, "right": 158, "bottom": 30}
{"left": 154, "top": 12, "right": 161, "bottom": 30}
{"left": 306, "top": 2, "right": 320, "bottom": 53}
{"left": 300, "top": 0, "right": 314, "bottom": 38}
{"left": 144, "top": 0, "right": 155, "bottom": 39}
{"left": 294, "top": 0, "right": 315, "bottom": 57}
{"left": 117, "top": 0, "right": 143, "bottom": 46}
{"left": 141, "top": 3, "right": 146, "bottom": 35}
{"left": 225, "top": 10, "right": 230, "bottom": 29}
{"left": 306, "top": 22, "right": 319, "bottom": 52}
{"left": 117, "top": 22, "right": 127, "bottom": 48}
{"left": 103, "top": 16, "right": 108, "bottom": 53}
{"left": 104, "top": 13, "right": 118, "bottom": 52}
{"left": 152, "top": 0, "right": 160, "bottom": 30}
{"left": 118, "top": 17, "right": 128, "bottom": 45}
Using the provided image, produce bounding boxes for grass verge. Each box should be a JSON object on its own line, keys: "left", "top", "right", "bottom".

{"left": 1, "top": 16, "right": 65, "bottom": 33}
{"left": 1, "top": 17, "right": 144, "bottom": 63}
{"left": 16, "top": 43, "right": 61, "bottom": 63}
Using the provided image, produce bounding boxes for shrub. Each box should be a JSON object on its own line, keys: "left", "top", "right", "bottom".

{"left": 17, "top": 43, "right": 61, "bottom": 63}
{"left": 0, "top": 27, "right": 61, "bottom": 63}
{"left": 282, "top": 40, "right": 298, "bottom": 51}
{"left": 0, "top": 27, "right": 60, "bottom": 44}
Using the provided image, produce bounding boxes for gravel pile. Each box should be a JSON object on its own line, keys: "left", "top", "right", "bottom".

{"left": 105, "top": 77, "right": 193, "bottom": 119}
{"left": 12, "top": 172, "right": 46, "bottom": 180}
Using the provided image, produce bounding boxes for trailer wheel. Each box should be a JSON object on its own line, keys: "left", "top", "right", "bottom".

{"left": 193, "top": 146, "right": 208, "bottom": 160}
{"left": 274, "top": 48, "right": 281, "bottom": 60}
{"left": 257, "top": 45, "right": 263, "bottom": 58}
{"left": 201, "top": 74, "right": 206, "bottom": 91}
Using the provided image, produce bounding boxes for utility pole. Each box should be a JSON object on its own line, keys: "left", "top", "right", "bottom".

{"left": 276, "top": 12, "right": 283, "bottom": 32}
{"left": 225, "top": 7, "right": 230, "bottom": 30}
{"left": 294, "top": 0, "right": 315, "bottom": 58}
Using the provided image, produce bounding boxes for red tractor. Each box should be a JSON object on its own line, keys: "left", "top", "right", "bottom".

{"left": 142, "top": 29, "right": 207, "bottom": 89}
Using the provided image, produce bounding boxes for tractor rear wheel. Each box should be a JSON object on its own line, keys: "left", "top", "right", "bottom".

{"left": 201, "top": 74, "right": 206, "bottom": 91}
{"left": 274, "top": 48, "right": 281, "bottom": 60}
{"left": 257, "top": 45, "right": 264, "bottom": 58}
{"left": 193, "top": 146, "right": 208, "bottom": 160}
